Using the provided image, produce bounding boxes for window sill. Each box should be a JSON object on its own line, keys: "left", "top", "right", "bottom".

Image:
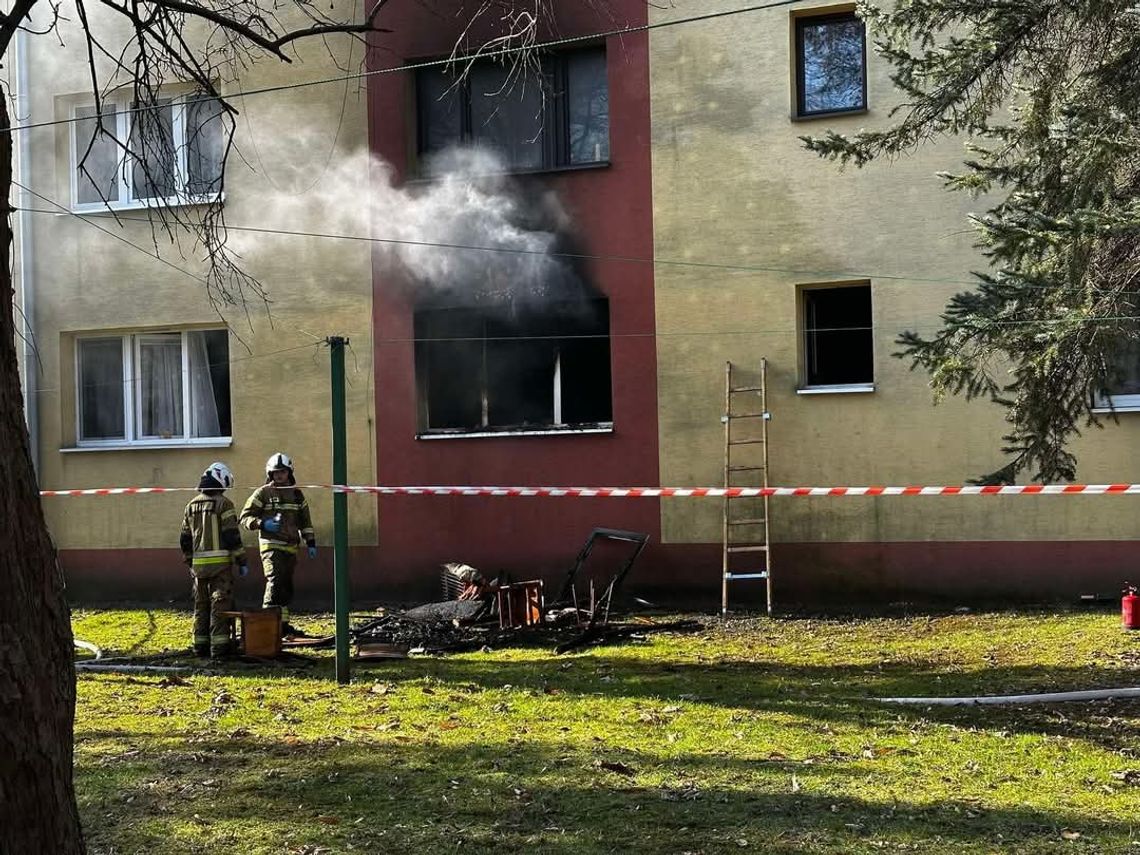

{"left": 68, "top": 193, "right": 224, "bottom": 215}
{"left": 417, "top": 424, "right": 614, "bottom": 440}
{"left": 1091, "top": 406, "right": 1140, "bottom": 414}
{"left": 796, "top": 384, "right": 875, "bottom": 395}
{"left": 408, "top": 160, "right": 611, "bottom": 185}
{"left": 63, "top": 437, "right": 233, "bottom": 452}
{"left": 791, "top": 107, "right": 868, "bottom": 123}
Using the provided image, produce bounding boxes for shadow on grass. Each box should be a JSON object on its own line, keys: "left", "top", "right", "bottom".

{"left": 79, "top": 647, "right": 1140, "bottom": 757}
{"left": 77, "top": 735, "right": 1131, "bottom": 855}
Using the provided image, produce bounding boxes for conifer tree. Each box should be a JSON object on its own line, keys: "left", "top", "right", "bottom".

{"left": 805, "top": 1, "right": 1140, "bottom": 483}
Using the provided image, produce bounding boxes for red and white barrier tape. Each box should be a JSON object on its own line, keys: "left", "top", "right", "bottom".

{"left": 38, "top": 483, "right": 1140, "bottom": 498}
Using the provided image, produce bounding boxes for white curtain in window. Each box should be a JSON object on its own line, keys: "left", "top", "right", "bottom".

{"left": 188, "top": 331, "right": 221, "bottom": 437}
{"left": 139, "top": 335, "right": 183, "bottom": 437}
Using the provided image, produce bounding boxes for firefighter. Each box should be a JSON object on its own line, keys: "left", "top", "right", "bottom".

{"left": 180, "top": 462, "right": 248, "bottom": 658}
{"left": 240, "top": 452, "right": 316, "bottom": 637}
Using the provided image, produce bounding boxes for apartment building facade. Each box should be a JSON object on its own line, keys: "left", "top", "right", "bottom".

{"left": 16, "top": 0, "right": 1139, "bottom": 604}
{"left": 15, "top": 2, "right": 378, "bottom": 600}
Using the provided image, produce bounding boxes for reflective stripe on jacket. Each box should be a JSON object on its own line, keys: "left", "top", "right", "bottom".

{"left": 240, "top": 485, "right": 315, "bottom": 553}
{"left": 180, "top": 493, "right": 244, "bottom": 568}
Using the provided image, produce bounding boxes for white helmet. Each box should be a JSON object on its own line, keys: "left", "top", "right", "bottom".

{"left": 265, "top": 452, "right": 294, "bottom": 477}
{"left": 202, "top": 461, "right": 234, "bottom": 490}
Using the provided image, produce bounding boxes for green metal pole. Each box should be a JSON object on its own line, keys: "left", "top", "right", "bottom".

{"left": 329, "top": 336, "right": 351, "bottom": 685}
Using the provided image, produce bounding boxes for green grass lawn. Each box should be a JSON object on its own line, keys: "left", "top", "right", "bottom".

{"left": 72, "top": 609, "right": 1140, "bottom": 854}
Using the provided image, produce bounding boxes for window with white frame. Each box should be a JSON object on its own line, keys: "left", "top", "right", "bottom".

{"left": 76, "top": 330, "right": 232, "bottom": 445}
{"left": 72, "top": 94, "right": 225, "bottom": 210}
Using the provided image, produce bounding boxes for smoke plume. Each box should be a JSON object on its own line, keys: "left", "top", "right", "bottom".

{"left": 232, "top": 146, "right": 592, "bottom": 310}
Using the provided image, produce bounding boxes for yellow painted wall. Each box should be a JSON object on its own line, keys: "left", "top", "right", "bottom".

{"left": 649, "top": 0, "right": 1140, "bottom": 544}
{"left": 21, "top": 3, "right": 377, "bottom": 550}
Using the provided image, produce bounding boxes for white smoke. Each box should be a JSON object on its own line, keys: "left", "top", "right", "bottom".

{"left": 374, "top": 147, "right": 583, "bottom": 306}
{"left": 231, "top": 145, "right": 590, "bottom": 308}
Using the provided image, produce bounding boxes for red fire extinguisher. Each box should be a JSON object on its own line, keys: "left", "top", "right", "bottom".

{"left": 1124, "top": 584, "right": 1140, "bottom": 631}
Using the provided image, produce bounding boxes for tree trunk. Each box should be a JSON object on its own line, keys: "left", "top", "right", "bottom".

{"left": 0, "top": 91, "right": 85, "bottom": 853}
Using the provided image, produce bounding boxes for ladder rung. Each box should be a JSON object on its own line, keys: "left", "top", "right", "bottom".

{"left": 728, "top": 439, "right": 766, "bottom": 446}
{"left": 729, "top": 386, "right": 763, "bottom": 393}
{"left": 728, "top": 518, "right": 767, "bottom": 526}
{"left": 728, "top": 413, "right": 767, "bottom": 419}
{"left": 725, "top": 572, "right": 768, "bottom": 580}
{"left": 727, "top": 545, "right": 769, "bottom": 553}
{"left": 728, "top": 465, "right": 765, "bottom": 472}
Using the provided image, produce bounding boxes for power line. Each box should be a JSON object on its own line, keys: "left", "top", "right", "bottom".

{"left": 15, "top": 183, "right": 208, "bottom": 286}
{"left": 1, "top": 0, "right": 807, "bottom": 136}
{"left": 22, "top": 205, "right": 1140, "bottom": 300}
{"left": 32, "top": 341, "right": 320, "bottom": 397}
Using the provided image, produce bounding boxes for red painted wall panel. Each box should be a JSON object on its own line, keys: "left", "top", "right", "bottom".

{"left": 365, "top": 1, "right": 661, "bottom": 587}
{"left": 59, "top": 541, "right": 1133, "bottom": 606}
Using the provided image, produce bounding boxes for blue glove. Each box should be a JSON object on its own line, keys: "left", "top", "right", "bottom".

{"left": 262, "top": 517, "right": 282, "bottom": 534}
{"left": 238, "top": 564, "right": 249, "bottom": 578}
{"left": 307, "top": 545, "right": 318, "bottom": 560}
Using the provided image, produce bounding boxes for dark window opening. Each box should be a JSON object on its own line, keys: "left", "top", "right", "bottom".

{"left": 415, "top": 299, "right": 612, "bottom": 433}
{"left": 803, "top": 285, "right": 873, "bottom": 387}
{"left": 199, "top": 329, "right": 232, "bottom": 437}
{"left": 1101, "top": 339, "right": 1140, "bottom": 402}
{"left": 795, "top": 12, "right": 867, "bottom": 117}
{"left": 416, "top": 47, "right": 610, "bottom": 173}
{"left": 78, "top": 337, "right": 126, "bottom": 440}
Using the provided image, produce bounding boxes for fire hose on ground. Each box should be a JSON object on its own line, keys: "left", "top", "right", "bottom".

{"left": 74, "top": 639, "right": 191, "bottom": 674}
{"left": 876, "top": 687, "right": 1140, "bottom": 706}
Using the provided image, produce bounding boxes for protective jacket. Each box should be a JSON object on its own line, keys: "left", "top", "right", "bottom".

{"left": 180, "top": 493, "right": 244, "bottom": 572}
{"left": 240, "top": 486, "right": 315, "bottom": 555}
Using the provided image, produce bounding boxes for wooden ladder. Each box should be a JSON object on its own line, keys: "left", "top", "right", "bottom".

{"left": 721, "top": 359, "right": 772, "bottom": 616}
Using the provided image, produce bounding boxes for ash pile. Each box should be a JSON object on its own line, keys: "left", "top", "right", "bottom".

{"left": 350, "top": 528, "right": 702, "bottom": 659}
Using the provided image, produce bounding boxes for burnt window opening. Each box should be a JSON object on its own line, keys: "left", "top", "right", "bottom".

{"left": 802, "top": 285, "right": 873, "bottom": 387}
{"left": 415, "top": 299, "right": 613, "bottom": 433}
{"left": 416, "top": 47, "right": 610, "bottom": 173}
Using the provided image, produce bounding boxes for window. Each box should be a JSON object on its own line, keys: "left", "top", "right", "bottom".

{"left": 72, "top": 93, "right": 225, "bottom": 210}
{"left": 795, "top": 12, "right": 867, "bottom": 117}
{"left": 416, "top": 48, "right": 610, "bottom": 173}
{"left": 801, "top": 284, "right": 873, "bottom": 389}
{"left": 1096, "top": 341, "right": 1140, "bottom": 412}
{"left": 76, "top": 329, "right": 231, "bottom": 445}
{"left": 414, "top": 299, "right": 612, "bottom": 434}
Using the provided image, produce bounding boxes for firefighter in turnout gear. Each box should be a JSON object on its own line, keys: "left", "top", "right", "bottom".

{"left": 240, "top": 453, "right": 316, "bottom": 637}
{"left": 180, "top": 462, "right": 247, "bottom": 657}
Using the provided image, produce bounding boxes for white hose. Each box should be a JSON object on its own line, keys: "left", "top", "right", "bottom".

{"left": 75, "top": 663, "right": 191, "bottom": 674}
{"left": 878, "top": 687, "right": 1140, "bottom": 706}
{"left": 73, "top": 639, "right": 102, "bottom": 660}
{"left": 74, "top": 639, "right": 192, "bottom": 673}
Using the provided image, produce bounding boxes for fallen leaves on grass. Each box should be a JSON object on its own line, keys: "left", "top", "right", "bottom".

{"left": 594, "top": 760, "right": 635, "bottom": 776}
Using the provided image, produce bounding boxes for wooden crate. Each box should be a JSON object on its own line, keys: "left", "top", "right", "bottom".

{"left": 222, "top": 608, "right": 282, "bottom": 658}
{"left": 497, "top": 581, "right": 544, "bottom": 629}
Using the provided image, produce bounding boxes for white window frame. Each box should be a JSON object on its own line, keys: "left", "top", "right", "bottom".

{"left": 75, "top": 330, "right": 232, "bottom": 449}
{"left": 1092, "top": 392, "right": 1140, "bottom": 414}
{"left": 69, "top": 95, "right": 224, "bottom": 213}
